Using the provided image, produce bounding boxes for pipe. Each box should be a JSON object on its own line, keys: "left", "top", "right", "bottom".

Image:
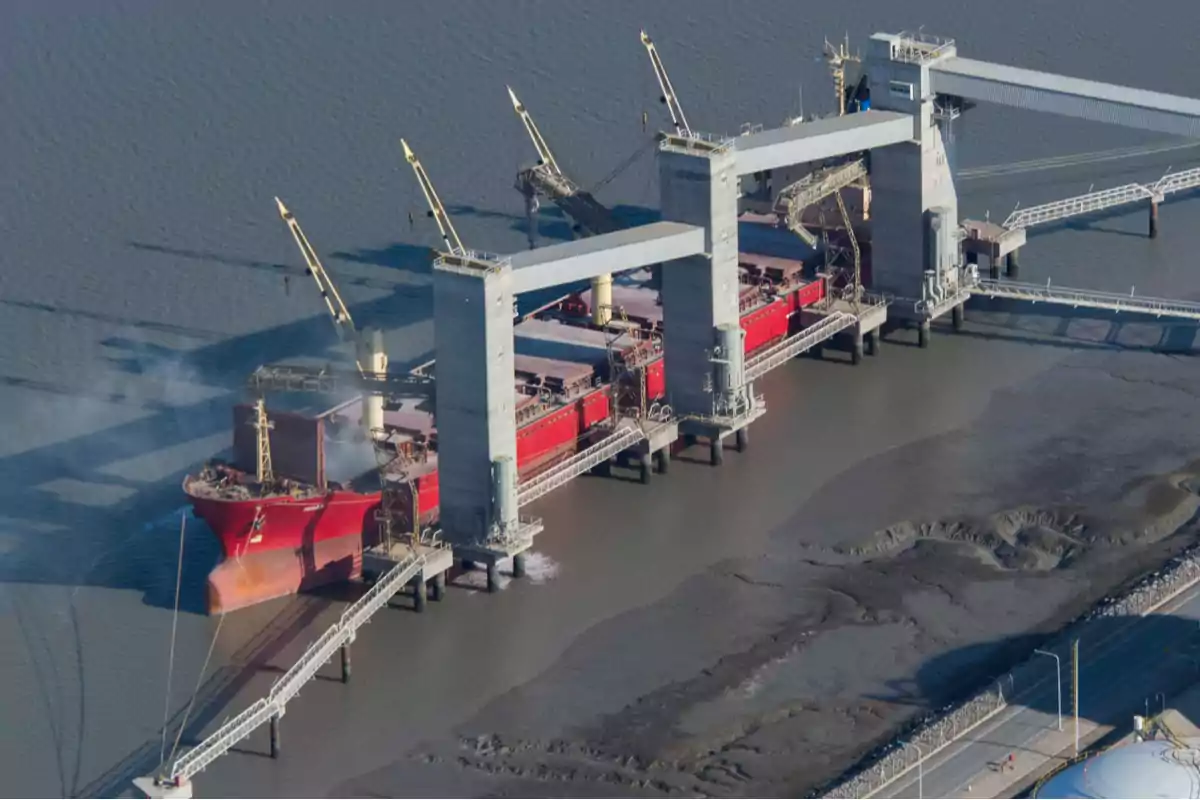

{"left": 591, "top": 274, "right": 613, "bottom": 326}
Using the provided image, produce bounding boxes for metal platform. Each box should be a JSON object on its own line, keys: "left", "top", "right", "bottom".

{"left": 1003, "top": 166, "right": 1200, "bottom": 230}
{"left": 744, "top": 311, "right": 857, "bottom": 381}
{"left": 141, "top": 549, "right": 429, "bottom": 794}
{"left": 971, "top": 278, "right": 1200, "bottom": 321}
{"left": 363, "top": 541, "right": 454, "bottom": 583}
{"left": 516, "top": 419, "right": 647, "bottom": 506}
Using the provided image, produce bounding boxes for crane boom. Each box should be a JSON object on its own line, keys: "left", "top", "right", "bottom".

{"left": 507, "top": 86, "right": 562, "bottom": 177}
{"left": 275, "top": 197, "right": 358, "bottom": 343}
{"left": 640, "top": 30, "right": 691, "bottom": 137}
{"left": 401, "top": 138, "right": 466, "bottom": 256}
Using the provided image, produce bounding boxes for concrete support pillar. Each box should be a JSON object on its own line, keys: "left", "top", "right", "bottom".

{"left": 639, "top": 452, "right": 652, "bottom": 485}
{"left": 591, "top": 459, "right": 612, "bottom": 477}
{"left": 1150, "top": 200, "right": 1160, "bottom": 239}
{"left": 512, "top": 553, "right": 527, "bottom": 580}
{"left": 952, "top": 303, "right": 965, "bottom": 332}
{"left": 486, "top": 562, "right": 500, "bottom": 593}
{"left": 852, "top": 333, "right": 864, "bottom": 365}
{"left": 710, "top": 438, "right": 724, "bottom": 467}
{"left": 431, "top": 572, "right": 446, "bottom": 602}
{"left": 989, "top": 256, "right": 1000, "bottom": 280}
{"left": 1005, "top": 249, "right": 1020, "bottom": 279}
{"left": 269, "top": 716, "right": 281, "bottom": 759}
{"left": 340, "top": 643, "right": 351, "bottom": 683}
{"left": 656, "top": 448, "right": 671, "bottom": 474}
{"left": 591, "top": 273, "right": 613, "bottom": 326}
{"left": 412, "top": 575, "right": 427, "bottom": 613}
{"left": 735, "top": 428, "right": 749, "bottom": 453}
{"left": 866, "top": 330, "right": 880, "bottom": 356}
{"left": 918, "top": 320, "right": 931, "bottom": 349}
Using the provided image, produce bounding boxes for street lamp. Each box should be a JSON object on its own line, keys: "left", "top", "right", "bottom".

{"left": 901, "top": 739, "right": 924, "bottom": 799}
{"left": 1034, "top": 649, "right": 1063, "bottom": 731}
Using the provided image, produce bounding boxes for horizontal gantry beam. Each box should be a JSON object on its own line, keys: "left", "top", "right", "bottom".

{"left": 507, "top": 220, "right": 705, "bottom": 294}
{"left": 733, "top": 111, "right": 914, "bottom": 176}
{"left": 930, "top": 57, "right": 1200, "bottom": 138}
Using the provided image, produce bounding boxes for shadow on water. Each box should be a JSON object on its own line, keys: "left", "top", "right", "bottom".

{"left": 445, "top": 201, "right": 661, "bottom": 245}
{"left": 963, "top": 296, "right": 1200, "bottom": 353}
{"left": 0, "top": 241, "right": 436, "bottom": 616}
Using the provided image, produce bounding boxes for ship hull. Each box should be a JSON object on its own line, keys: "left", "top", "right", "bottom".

{"left": 187, "top": 486, "right": 382, "bottom": 560}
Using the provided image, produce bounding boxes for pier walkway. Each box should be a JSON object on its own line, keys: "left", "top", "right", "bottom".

{"left": 1003, "top": 166, "right": 1200, "bottom": 230}
{"left": 972, "top": 278, "right": 1200, "bottom": 321}
{"left": 137, "top": 550, "right": 431, "bottom": 798}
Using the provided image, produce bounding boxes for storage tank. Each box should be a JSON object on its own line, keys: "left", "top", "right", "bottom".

{"left": 1035, "top": 739, "right": 1200, "bottom": 798}
{"left": 713, "top": 322, "right": 745, "bottom": 395}
{"left": 492, "top": 455, "right": 517, "bottom": 532}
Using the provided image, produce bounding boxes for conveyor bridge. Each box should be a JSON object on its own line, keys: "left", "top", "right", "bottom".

{"left": 148, "top": 550, "right": 430, "bottom": 790}
{"left": 1004, "top": 166, "right": 1200, "bottom": 230}
{"left": 972, "top": 278, "right": 1200, "bottom": 321}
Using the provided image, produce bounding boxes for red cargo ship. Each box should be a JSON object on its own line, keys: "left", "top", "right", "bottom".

{"left": 188, "top": 253, "right": 826, "bottom": 613}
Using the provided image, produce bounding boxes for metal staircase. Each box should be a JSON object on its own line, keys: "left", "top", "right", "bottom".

{"left": 972, "top": 278, "right": 1200, "bottom": 320}
{"left": 744, "top": 312, "right": 857, "bottom": 381}
{"left": 160, "top": 551, "right": 428, "bottom": 785}
{"left": 517, "top": 422, "right": 647, "bottom": 506}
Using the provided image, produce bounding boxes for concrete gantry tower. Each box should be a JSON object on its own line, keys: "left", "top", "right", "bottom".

{"left": 864, "top": 32, "right": 969, "bottom": 338}
{"left": 656, "top": 135, "right": 751, "bottom": 434}
{"left": 432, "top": 251, "right": 525, "bottom": 551}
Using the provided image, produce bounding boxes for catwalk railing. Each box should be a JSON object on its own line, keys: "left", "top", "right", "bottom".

{"left": 517, "top": 421, "right": 647, "bottom": 506}
{"left": 972, "top": 278, "right": 1200, "bottom": 321}
{"left": 156, "top": 551, "right": 428, "bottom": 785}
{"left": 1004, "top": 166, "right": 1200, "bottom": 229}
{"left": 744, "top": 311, "right": 857, "bottom": 381}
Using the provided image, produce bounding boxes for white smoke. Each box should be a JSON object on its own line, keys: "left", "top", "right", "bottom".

{"left": 456, "top": 551, "right": 561, "bottom": 594}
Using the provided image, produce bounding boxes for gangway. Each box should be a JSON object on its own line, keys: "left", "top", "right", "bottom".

{"left": 516, "top": 420, "right": 647, "bottom": 506}
{"left": 745, "top": 312, "right": 858, "bottom": 381}
{"left": 136, "top": 550, "right": 430, "bottom": 798}
{"left": 972, "top": 278, "right": 1200, "bottom": 321}
{"left": 1004, "top": 166, "right": 1200, "bottom": 230}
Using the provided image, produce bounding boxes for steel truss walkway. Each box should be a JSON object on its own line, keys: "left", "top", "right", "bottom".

{"left": 1004, "top": 166, "right": 1200, "bottom": 230}
{"left": 745, "top": 311, "right": 857, "bottom": 381}
{"left": 146, "top": 550, "right": 429, "bottom": 791}
{"left": 972, "top": 278, "right": 1200, "bottom": 321}
{"left": 775, "top": 159, "right": 868, "bottom": 246}
{"left": 516, "top": 420, "right": 646, "bottom": 506}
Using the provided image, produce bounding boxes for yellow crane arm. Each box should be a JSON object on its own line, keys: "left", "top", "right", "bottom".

{"left": 506, "top": 86, "right": 562, "bottom": 176}
{"left": 401, "top": 138, "right": 466, "bottom": 256}
{"left": 275, "top": 197, "right": 358, "bottom": 343}
{"left": 640, "top": 30, "right": 691, "bottom": 137}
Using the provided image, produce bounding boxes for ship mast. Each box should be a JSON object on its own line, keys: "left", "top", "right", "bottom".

{"left": 823, "top": 34, "right": 861, "bottom": 117}
{"left": 250, "top": 397, "right": 275, "bottom": 485}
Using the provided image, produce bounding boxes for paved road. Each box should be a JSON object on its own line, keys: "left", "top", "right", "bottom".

{"left": 878, "top": 585, "right": 1200, "bottom": 798}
